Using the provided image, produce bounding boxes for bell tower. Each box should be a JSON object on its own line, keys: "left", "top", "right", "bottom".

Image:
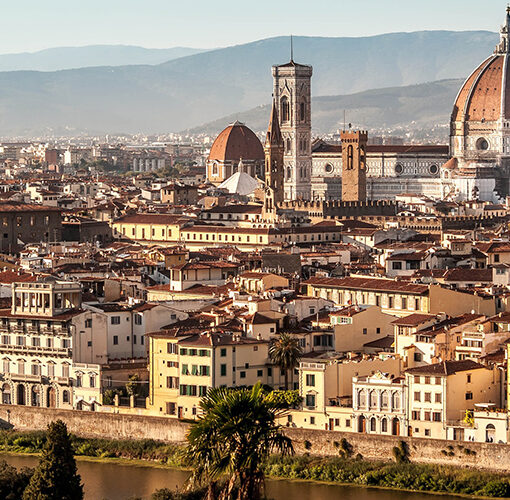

{"left": 272, "top": 49, "right": 312, "bottom": 201}
{"left": 341, "top": 130, "right": 367, "bottom": 202}
{"left": 263, "top": 99, "right": 284, "bottom": 218}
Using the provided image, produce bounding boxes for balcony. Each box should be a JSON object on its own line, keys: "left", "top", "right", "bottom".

{"left": 0, "top": 344, "right": 72, "bottom": 357}
{"left": 51, "top": 376, "right": 70, "bottom": 385}
{"left": 446, "top": 419, "right": 476, "bottom": 429}
{"left": 300, "top": 362, "right": 325, "bottom": 371}
{"left": 9, "top": 373, "right": 43, "bottom": 383}
{"left": 328, "top": 397, "right": 353, "bottom": 408}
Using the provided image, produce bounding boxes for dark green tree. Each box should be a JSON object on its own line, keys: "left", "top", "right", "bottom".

{"left": 0, "top": 459, "right": 33, "bottom": 500}
{"left": 185, "top": 382, "right": 293, "bottom": 499}
{"left": 23, "top": 420, "right": 83, "bottom": 500}
{"left": 268, "top": 332, "right": 303, "bottom": 390}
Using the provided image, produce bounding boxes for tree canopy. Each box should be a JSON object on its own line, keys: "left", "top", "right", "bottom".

{"left": 185, "top": 382, "right": 293, "bottom": 499}
{"left": 268, "top": 332, "right": 304, "bottom": 390}
{"left": 23, "top": 420, "right": 83, "bottom": 500}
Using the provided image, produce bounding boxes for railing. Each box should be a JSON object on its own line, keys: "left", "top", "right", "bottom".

{"left": 328, "top": 397, "right": 353, "bottom": 408}
{"left": 300, "top": 362, "right": 325, "bottom": 370}
{"left": 8, "top": 373, "right": 43, "bottom": 383}
{"left": 0, "top": 344, "right": 72, "bottom": 357}
{"left": 462, "top": 332, "right": 484, "bottom": 339}
{"left": 446, "top": 419, "right": 475, "bottom": 428}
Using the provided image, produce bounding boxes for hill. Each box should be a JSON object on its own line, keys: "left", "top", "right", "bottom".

{"left": 0, "top": 45, "right": 206, "bottom": 72}
{"left": 0, "top": 31, "right": 498, "bottom": 136}
{"left": 188, "top": 79, "right": 463, "bottom": 136}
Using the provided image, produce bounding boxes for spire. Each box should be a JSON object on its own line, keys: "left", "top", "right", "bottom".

{"left": 495, "top": 6, "right": 510, "bottom": 54}
{"left": 290, "top": 34, "right": 294, "bottom": 63}
{"left": 266, "top": 99, "right": 283, "bottom": 146}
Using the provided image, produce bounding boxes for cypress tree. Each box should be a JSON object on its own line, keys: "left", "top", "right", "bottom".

{"left": 23, "top": 420, "right": 83, "bottom": 500}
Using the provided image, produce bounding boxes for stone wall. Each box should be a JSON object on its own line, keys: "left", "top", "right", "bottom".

{"left": 0, "top": 405, "right": 188, "bottom": 443}
{"left": 285, "top": 427, "right": 510, "bottom": 471}
{"left": 2, "top": 404, "right": 510, "bottom": 471}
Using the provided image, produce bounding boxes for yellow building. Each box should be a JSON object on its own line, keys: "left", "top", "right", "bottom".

{"left": 405, "top": 360, "right": 501, "bottom": 440}
{"left": 113, "top": 214, "right": 343, "bottom": 250}
{"left": 147, "top": 331, "right": 283, "bottom": 419}
{"left": 294, "top": 352, "right": 402, "bottom": 431}
{"left": 304, "top": 276, "right": 501, "bottom": 318}
{"left": 112, "top": 214, "right": 189, "bottom": 243}
{"left": 330, "top": 305, "right": 397, "bottom": 352}
{"left": 237, "top": 271, "right": 289, "bottom": 293}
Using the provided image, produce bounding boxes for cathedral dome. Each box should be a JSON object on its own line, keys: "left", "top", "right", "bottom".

{"left": 452, "top": 8, "right": 510, "bottom": 125}
{"left": 451, "top": 55, "right": 509, "bottom": 123}
{"left": 208, "top": 121, "right": 264, "bottom": 162}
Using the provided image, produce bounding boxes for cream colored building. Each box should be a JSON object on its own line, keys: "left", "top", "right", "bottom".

{"left": 237, "top": 272, "right": 289, "bottom": 293}
{"left": 0, "top": 279, "right": 101, "bottom": 410}
{"left": 352, "top": 372, "right": 407, "bottom": 436}
{"left": 405, "top": 360, "right": 501, "bottom": 440}
{"left": 331, "top": 305, "right": 397, "bottom": 352}
{"left": 296, "top": 352, "right": 402, "bottom": 431}
{"left": 304, "top": 276, "right": 501, "bottom": 318}
{"left": 147, "top": 331, "right": 284, "bottom": 419}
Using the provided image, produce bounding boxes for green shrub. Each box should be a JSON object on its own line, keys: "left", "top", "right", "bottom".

{"left": 483, "top": 480, "right": 510, "bottom": 498}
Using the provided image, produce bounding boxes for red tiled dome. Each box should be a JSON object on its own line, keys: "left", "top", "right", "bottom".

{"left": 452, "top": 54, "right": 510, "bottom": 122}
{"left": 208, "top": 121, "right": 264, "bottom": 162}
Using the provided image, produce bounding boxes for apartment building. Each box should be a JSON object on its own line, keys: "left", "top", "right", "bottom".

{"left": 293, "top": 352, "right": 402, "bottom": 431}
{"left": 0, "top": 202, "right": 62, "bottom": 253}
{"left": 352, "top": 372, "right": 407, "bottom": 436}
{"left": 330, "top": 305, "right": 396, "bottom": 352}
{"left": 304, "top": 276, "right": 501, "bottom": 318}
{"left": 405, "top": 360, "right": 501, "bottom": 440}
{"left": 0, "top": 279, "right": 100, "bottom": 410}
{"left": 74, "top": 302, "right": 188, "bottom": 364}
{"left": 168, "top": 261, "right": 240, "bottom": 291}
{"left": 113, "top": 215, "right": 344, "bottom": 249}
{"left": 147, "top": 331, "right": 283, "bottom": 419}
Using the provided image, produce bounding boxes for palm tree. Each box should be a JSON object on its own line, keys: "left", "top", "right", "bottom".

{"left": 268, "top": 332, "right": 303, "bottom": 390}
{"left": 185, "top": 382, "right": 293, "bottom": 500}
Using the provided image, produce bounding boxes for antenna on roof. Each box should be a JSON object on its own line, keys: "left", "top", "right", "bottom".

{"left": 290, "top": 34, "right": 294, "bottom": 62}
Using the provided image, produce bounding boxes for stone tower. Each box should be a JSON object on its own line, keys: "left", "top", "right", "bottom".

{"left": 272, "top": 57, "right": 313, "bottom": 201}
{"left": 263, "top": 99, "right": 285, "bottom": 217}
{"left": 341, "top": 130, "right": 367, "bottom": 202}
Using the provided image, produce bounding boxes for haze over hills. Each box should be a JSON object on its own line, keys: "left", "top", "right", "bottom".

{"left": 187, "top": 79, "right": 464, "bottom": 136}
{"left": 0, "top": 46, "right": 207, "bottom": 72}
{"left": 0, "top": 31, "right": 499, "bottom": 136}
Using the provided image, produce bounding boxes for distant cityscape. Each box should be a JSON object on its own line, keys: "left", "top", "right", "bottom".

{"left": 4, "top": 5, "right": 510, "bottom": 500}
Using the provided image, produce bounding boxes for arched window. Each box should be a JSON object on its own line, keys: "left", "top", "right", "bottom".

{"left": 286, "top": 138, "right": 291, "bottom": 153}
{"left": 347, "top": 145, "right": 354, "bottom": 170}
{"left": 281, "top": 96, "right": 290, "bottom": 122}
{"left": 358, "top": 389, "right": 366, "bottom": 408}
{"left": 62, "top": 390, "right": 70, "bottom": 403}
{"left": 286, "top": 167, "right": 292, "bottom": 180}
{"left": 300, "top": 100, "right": 306, "bottom": 121}
{"left": 486, "top": 423, "right": 496, "bottom": 443}
{"left": 370, "top": 417, "right": 376, "bottom": 432}
{"left": 360, "top": 145, "right": 366, "bottom": 169}
{"left": 381, "top": 391, "right": 389, "bottom": 409}
{"left": 381, "top": 418, "right": 388, "bottom": 433}
{"left": 369, "top": 390, "right": 378, "bottom": 408}
{"left": 392, "top": 392, "right": 401, "bottom": 410}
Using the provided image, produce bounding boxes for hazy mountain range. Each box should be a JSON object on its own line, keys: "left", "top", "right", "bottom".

{"left": 0, "top": 31, "right": 499, "bottom": 136}
{"left": 0, "top": 46, "right": 207, "bottom": 72}
{"left": 188, "top": 79, "right": 463, "bottom": 136}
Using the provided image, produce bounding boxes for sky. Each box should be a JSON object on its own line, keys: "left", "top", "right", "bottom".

{"left": 0, "top": 0, "right": 507, "bottom": 53}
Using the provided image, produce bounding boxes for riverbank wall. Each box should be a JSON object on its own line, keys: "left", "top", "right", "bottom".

{"left": 1, "top": 404, "right": 509, "bottom": 471}
{"left": 0, "top": 404, "right": 188, "bottom": 443}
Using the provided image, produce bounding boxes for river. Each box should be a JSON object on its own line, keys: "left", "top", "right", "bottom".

{"left": 1, "top": 453, "right": 463, "bottom": 500}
